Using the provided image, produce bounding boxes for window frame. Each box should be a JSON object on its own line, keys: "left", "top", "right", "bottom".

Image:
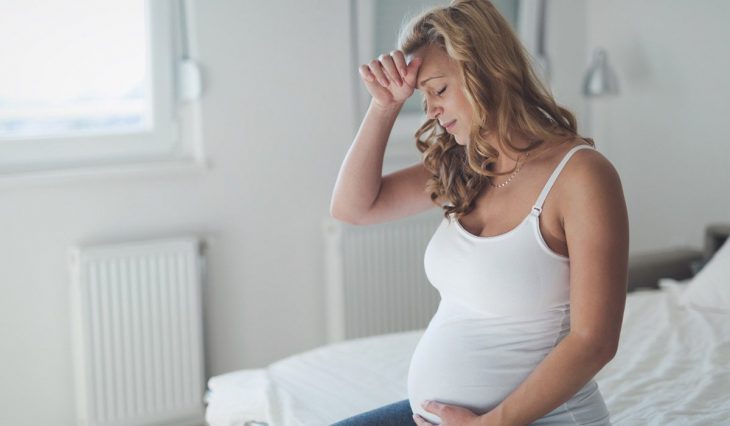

{"left": 0, "top": 0, "right": 202, "bottom": 178}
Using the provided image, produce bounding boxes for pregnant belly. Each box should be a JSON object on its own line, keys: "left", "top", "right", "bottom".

{"left": 407, "top": 299, "right": 566, "bottom": 425}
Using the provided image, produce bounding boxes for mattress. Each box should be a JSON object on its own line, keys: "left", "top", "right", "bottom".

{"left": 205, "top": 280, "right": 730, "bottom": 425}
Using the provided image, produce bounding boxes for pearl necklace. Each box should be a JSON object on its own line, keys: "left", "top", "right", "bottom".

{"left": 488, "top": 152, "right": 530, "bottom": 189}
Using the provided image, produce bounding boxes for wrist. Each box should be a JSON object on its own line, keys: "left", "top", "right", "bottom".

{"left": 479, "top": 404, "right": 515, "bottom": 426}
{"left": 369, "top": 99, "right": 405, "bottom": 115}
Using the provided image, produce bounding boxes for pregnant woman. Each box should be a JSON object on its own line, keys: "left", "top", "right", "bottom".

{"left": 330, "top": 0, "right": 628, "bottom": 425}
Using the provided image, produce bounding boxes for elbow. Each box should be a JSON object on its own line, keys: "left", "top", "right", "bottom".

{"left": 572, "top": 333, "right": 619, "bottom": 365}
{"left": 596, "top": 341, "right": 619, "bottom": 364}
{"left": 329, "top": 204, "right": 365, "bottom": 225}
{"left": 329, "top": 205, "right": 350, "bottom": 223}
{"left": 330, "top": 194, "right": 376, "bottom": 225}
{"left": 329, "top": 198, "right": 349, "bottom": 223}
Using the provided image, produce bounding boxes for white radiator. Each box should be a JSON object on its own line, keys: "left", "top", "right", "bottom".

{"left": 69, "top": 237, "right": 205, "bottom": 426}
{"left": 324, "top": 210, "right": 443, "bottom": 343}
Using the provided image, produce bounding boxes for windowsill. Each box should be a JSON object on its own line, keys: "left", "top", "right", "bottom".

{"left": 0, "top": 156, "right": 210, "bottom": 190}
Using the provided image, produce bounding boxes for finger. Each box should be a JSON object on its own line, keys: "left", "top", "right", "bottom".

{"left": 368, "top": 60, "right": 390, "bottom": 87}
{"left": 359, "top": 64, "right": 391, "bottom": 99}
{"left": 391, "top": 50, "right": 408, "bottom": 78}
{"left": 379, "top": 53, "right": 403, "bottom": 86}
{"left": 407, "top": 56, "right": 422, "bottom": 76}
{"left": 358, "top": 64, "right": 375, "bottom": 82}
{"left": 405, "top": 56, "right": 423, "bottom": 86}
{"left": 421, "top": 400, "right": 448, "bottom": 418}
{"left": 412, "top": 413, "right": 434, "bottom": 425}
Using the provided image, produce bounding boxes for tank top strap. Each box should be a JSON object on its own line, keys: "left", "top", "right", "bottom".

{"left": 530, "top": 144, "right": 595, "bottom": 217}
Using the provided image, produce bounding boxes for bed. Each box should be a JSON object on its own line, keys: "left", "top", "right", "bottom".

{"left": 205, "top": 237, "right": 730, "bottom": 425}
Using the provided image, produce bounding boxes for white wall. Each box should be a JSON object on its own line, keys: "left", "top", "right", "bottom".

{"left": 545, "top": 1, "right": 589, "bottom": 139}
{"left": 546, "top": 0, "right": 729, "bottom": 253}
{"left": 584, "top": 0, "right": 730, "bottom": 252}
{"left": 1, "top": 1, "right": 728, "bottom": 424}
{"left": 0, "top": 1, "right": 354, "bottom": 424}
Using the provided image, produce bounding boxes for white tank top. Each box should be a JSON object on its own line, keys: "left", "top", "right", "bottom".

{"left": 408, "top": 144, "right": 600, "bottom": 424}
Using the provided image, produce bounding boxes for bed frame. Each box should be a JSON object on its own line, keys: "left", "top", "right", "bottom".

{"left": 627, "top": 223, "right": 729, "bottom": 291}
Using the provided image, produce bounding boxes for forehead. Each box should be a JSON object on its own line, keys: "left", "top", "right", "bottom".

{"left": 410, "top": 44, "right": 456, "bottom": 89}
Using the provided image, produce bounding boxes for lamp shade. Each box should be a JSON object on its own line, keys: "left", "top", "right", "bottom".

{"left": 583, "top": 48, "right": 619, "bottom": 96}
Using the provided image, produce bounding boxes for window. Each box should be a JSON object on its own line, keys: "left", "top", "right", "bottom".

{"left": 0, "top": 0, "right": 202, "bottom": 177}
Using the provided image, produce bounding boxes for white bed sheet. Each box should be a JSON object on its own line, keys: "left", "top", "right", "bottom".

{"left": 594, "top": 280, "right": 730, "bottom": 425}
{"left": 205, "top": 280, "right": 730, "bottom": 425}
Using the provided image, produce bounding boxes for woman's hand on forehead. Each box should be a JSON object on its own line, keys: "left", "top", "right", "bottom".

{"left": 359, "top": 50, "right": 422, "bottom": 109}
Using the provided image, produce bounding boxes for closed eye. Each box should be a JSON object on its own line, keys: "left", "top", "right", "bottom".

{"left": 437, "top": 86, "right": 447, "bottom": 96}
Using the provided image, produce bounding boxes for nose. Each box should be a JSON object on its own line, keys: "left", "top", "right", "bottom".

{"left": 426, "top": 100, "right": 442, "bottom": 121}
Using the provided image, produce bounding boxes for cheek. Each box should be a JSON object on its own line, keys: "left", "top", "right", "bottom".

{"left": 460, "top": 97, "right": 474, "bottom": 119}
{"left": 453, "top": 95, "right": 473, "bottom": 121}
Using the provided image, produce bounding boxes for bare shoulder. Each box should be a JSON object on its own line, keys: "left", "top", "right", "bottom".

{"left": 556, "top": 143, "right": 627, "bottom": 225}
{"left": 560, "top": 145, "right": 622, "bottom": 194}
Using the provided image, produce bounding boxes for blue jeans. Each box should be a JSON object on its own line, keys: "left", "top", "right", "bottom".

{"left": 331, "top": 399, "right": 416, "bottom": 426}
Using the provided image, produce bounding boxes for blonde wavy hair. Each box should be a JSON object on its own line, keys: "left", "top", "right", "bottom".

{"left": 398, "top": 0, "right": 593, "bottom": 220}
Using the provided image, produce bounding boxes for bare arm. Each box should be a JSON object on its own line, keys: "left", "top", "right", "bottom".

{"left": 483, "top": 150, "right": 629, "bottom": 425}
{"left": 329, "top": 99, "right": 402, "bottom": 222}
{"left": 330, "top": 51, "right": 433, "bottom": 224}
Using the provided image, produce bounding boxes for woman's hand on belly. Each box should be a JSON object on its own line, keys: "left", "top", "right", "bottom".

{"left": 414, "top": 400, "right": 502, "bottom": 426}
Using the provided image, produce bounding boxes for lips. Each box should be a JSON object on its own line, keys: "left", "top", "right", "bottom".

{"left": 441, "top": 120, "right": 456, "bottom": 131}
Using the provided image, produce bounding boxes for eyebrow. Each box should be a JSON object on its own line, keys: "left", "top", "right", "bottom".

{"left": 418, "top": 75, "right": 445, "bottom": 89}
